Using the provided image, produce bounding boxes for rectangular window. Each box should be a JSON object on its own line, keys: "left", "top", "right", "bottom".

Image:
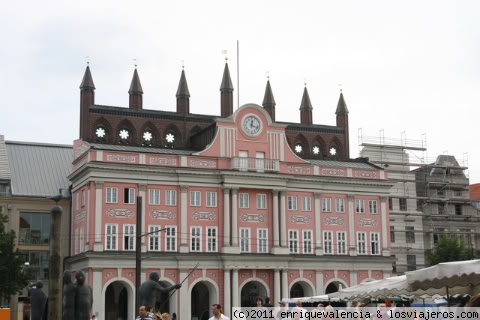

{"left": 207, "top": 227, "right": 217, "bottom": 252}
{"left": 369, "top": 200, "right": 378, "bottom": 214}
{"left": 323, "top": 231, "right": 333, "bottom": 254}
{"left": 357, "top": 232, "right": 366, "bottom": 255}
{"left": 239, "top": 193, "right": 249, "bottom": 208}
{"left": 148, "top": 225, "right": 161, "bottom": 251}
{"left": 191, "top": 227, "right": 201, "bottom": 252}
{"left": 257, "top": 228, "right": 268, "bottom": 253}
{"left": 81, "top": 190, "right": 86, "bottom": 207}
{"left": 322, "top": 198, "right": 332, "bottom": 212}
{"left": 124, "top": 188, "right": 135, "bottom": 204}
{"left": 388, "top": 197, "right": 393, "bottom": 210}
{"left": 407, "top": 254, "right": 416, "bottom": 271}
{"left": 302, "top": 196, "right": 312, "bottom": 211}
{"left": 336, "top": 198, "right": 345, "bottom": 212}
{"left": 239, "top": 151, "right": 248, "bottom": 171}
{"left": 123, "top": 224, "right": 135, "bottom": 251}
{"left": 455, "top": 204, "right": 462, "bottom": 215}
{"left": 257, "top": 194, "right": 267, "bottom": 209}
{"left": 105, "top": 224, "right": 117, "bottom": 250}
{"left": 390, "top": 226, "right": 395, "bottom": 243}
{"left": 20, "top": 251, "right": 49, "bottom": 280}
{"left": 190, "top": 191, "right": 201, "bottom": 207}
{"left": 459, "top": 229, "right": 471, "bottom": 246}
{"left": 355, "top": 199, "right": 365, "bottom": 213}
{"left": 18, "top": 212, "right": 51, "bottom": 245}
{"left": 288, "top": 196, "right": 298, "bottom": 210}
{"left": 392, "top": 255, "right": 397, "bottom": 273}
{"left": 371, "top": 232, "right": 380, "bottom": 255}
{"left": 438, "top": 203, "right": 445, "bottom": 214}
{"left": 149, "top": 189, "right": 160, "bottom": 205}
{"left": 399, "top": 198, "right": 407, "bottom": 211}
{"left": 240, "top": 228, "right": 250, "bottom": 253}
{"left": 406, "top": 226, "right": 415, "bottom": 243}
{"left": 106, "top": 187, "right": 118, "bottom": 203}
{"left": 303, "top": 230, "right": 313, "bottom": 254}
{"left": 337, "top": 231, "right": 346, "bottom": 255}
{"left": 255, "top": 151, "right": 265, "bottom": 173}
{"left": 289, "top": 230, "right": 299, "bottom": 253}
{"left": 165, "top": 226, "right": 177, "bottom": 251}
{"left": 166, "top": 190, "right": 177, "bottom": 206}
{"left": 206, "top": 191, "right": 217, "bottom": 207}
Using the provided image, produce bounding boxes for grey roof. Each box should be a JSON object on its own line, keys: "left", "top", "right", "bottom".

{"left": 90, "top": 143, "right": 195, "bottom": 155}
{"left": 335, "top": 91, "right": 349, "bottom": 115}
{"left": 128, "top": 68, "right": 143, "bottom": 94}
{"left": 299, "top": 86, "right": 313, "bottom": 111}
{"left": 6, "top": 141, "right": 72, "bottom": 197}
{"left": 79, "top": 65, "right": 95, "bottom": 90}
{"left": 262, "top": 80, "right": 276, "bottom": 108}
{"left": 220, "top": 62, "right": 234, "bottom": 91}
{"left": 308, "top": 159, "right": 378, "bottom": 169}
{"left": 0, "top": 135, "right": 10, "bottom": 180}
{"left": 176, "top": 69, "right": 190, "bottom": 98}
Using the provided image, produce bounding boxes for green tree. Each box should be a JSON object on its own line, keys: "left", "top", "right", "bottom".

{"left": 0, "top": 213, "right": 30, "bottom": 304}
{"left": 426, "top": 233, "right": 473, "bottom": 266}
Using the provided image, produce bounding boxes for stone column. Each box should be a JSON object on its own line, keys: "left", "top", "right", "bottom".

{"left": 94, "top": 181, "right": 103, "bottom": 251}
{"left": 280, "top": 191, "right": 287, "bottom": 247}
{"left": 139, "top": 184, "right": 147, "bottom": 252}
{"left": 281, "top": 269, "right": 289, "bottom": 299}
{"left": 224, "top": 269, "right": 231, "bottom": 317}
{"left": 314, "top": 193, "right": 322, "bottom": 255}
{"left": 179, "top": 269, "right": 189, "bottom": 319}
{"left": 348, "top": 195, "right": 356, "bottom": 256}
{"left": 223, "top": 188, "right": 231, "bottom": 248}
{"left": 315, "top": 270, "right": 324, "bottom": 295}
{"left": 380, "top": 196, "right": 390, "bottom": 256}
{"left": 272, "top": 190, "right": 280, "bottom": 248}
{"left": 274, "top": 269, "right": 281, "bottom": 304}
{"left": 180, "top": 185, "right": 189, "bottom": 253}
{"left": 232, "top": 269, "right": 239, "bottom": 308}
{"left": 92, "top": 269, "right": 104, "bottom": 319}
{"left": 231, "top": 188, "right": 238, "bottom": 247}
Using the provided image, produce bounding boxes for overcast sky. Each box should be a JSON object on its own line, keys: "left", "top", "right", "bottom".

{"left": 1, "top": 0, "right": 479, "bottom": 183}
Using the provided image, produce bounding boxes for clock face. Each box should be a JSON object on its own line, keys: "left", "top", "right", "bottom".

{"left": 242, "top": 115, "right": 262, "bottom": 136}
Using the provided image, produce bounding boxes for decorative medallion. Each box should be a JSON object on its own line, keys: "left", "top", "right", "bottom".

{"left": 290, "top": 215, "right": 310, "bottom": 224}
{"left": 190, "top": 160, "right": 216, "bottom": 168}
{"left": 151, "top": 210, "right": 176, "bottom": 220}
{"left": 321, "top": 168, "right": 345, "bottom": 176}
{"left": 106, "top": 154, "right": 136, "bottom": 163}
{"left": 288, "top": 166, "right": 311, "bottom": 174}
{"left": 108, "top": 209, "right": 134, "bottom": 218}
{"left": 354, "top": 170, "right": 378, "bottom": 178}
{"left": 325, "top": 217, "right": 344, "bottom": 226}
{"left": 192, "top": 211, "right": 216, "bottom": 220}
{"left": 150, "top": 157, "right": 177, "bottom": 165}
{"left": 240, "top": 213, "right": 265, "bottom": 222}
{"left": 359, "top": 218, "right": 377, "bottom": 226}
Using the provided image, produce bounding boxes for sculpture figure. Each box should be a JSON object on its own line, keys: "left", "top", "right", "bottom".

{"left": 28, "top": 281, "right": 47, "bottom": 320}
{"left": 138, "top": 272, "right": 181, "bottom": 310}
{"left": 74, "top": 271, "right": 93, "bottom": 320}
{"left": 62, "top": 271, "right": 76, "bottom": 320}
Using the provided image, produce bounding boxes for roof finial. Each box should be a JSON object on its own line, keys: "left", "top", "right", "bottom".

{"left": 338, "top": 82, "right": 343, "bottom": 92}
{"left": 133, "top": 58, "right": 137, "bottom": 69}
{"left": 181, "top": 59, "right": 185, "bottom": 70}
{"left": 304, "top": 77, "right": 307, "bottom": 87}
{"left": 266, "top": 71, "right": 270, "bottom": 80}
{"left": 222, "top": 49, "right": 228, "bottom": 61}
{"left": 86, "top": 56, "right": 90, "bottom": 66}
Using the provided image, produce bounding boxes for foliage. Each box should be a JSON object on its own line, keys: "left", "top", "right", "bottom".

{"left": 426, "top": 233, "right": 473, "bottom": 266}
{"left": 0, "top": 213, "right": 30, "bottom": 303}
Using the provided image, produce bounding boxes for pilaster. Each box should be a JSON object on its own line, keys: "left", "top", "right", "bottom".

{"left": 94, "top": 181, "right": 103, "bottom": 251}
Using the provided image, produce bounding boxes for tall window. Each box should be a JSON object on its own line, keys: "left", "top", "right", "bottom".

{"left": 19, "top": 212, "right": 51, "bottom": 245}
{"left": 105, "top": 224, "right": 117, "bottom": 250}
{"left": 20, "top": 251, "right": 49, "bottom": 280}
{"left": 123, "top": 224, "right": 135, "bottom": 251}
{"left": 390, "top": 226, "right": 395, "bottom": 243}
{"left": 207, "top": 227, "right": 217, "bottom": 252}
{"left": 148, "top": 225, "right": 161, "bottom": 251}
{"left": 357, "top": 232, "right": 366, "bottom": 255}
{"left": 369, "top": 200, "right": 378, "bottom": 214}
{"left": 206, "top": 192, "right": 217, "bottom": 207}
{"left": 336, "top": 198, "right": 345, "bottom": 212}
{"left": 388, "top": 197, "right": 393, "bottom": 210}
{"left": 124, "top": 188, "right": 135, "bottom": 204}
{"left": 166, "top": 190, "right": 177, "bottom": 206}
{"left": 149, "top": 189, "right": 160, "bottom": 205}
{"left": 303, "top": 230, "right": 313, "bottom": 254}
{"left": 323, "top": 231, "right": 333, "bottom": 254}
{"left": 239, "top": 193, "right": 249, "bottom": 208}
{"left": 371, "top": 232, "right": 380, "bottom": 255}
{"left": 106, "top": 187, "right": 118, "bottom": 203}
{"left": 81, "top": 190, "right": 86, "bottom": 207}
{"left": 191, "top": 227, "right": 201, "bottom": 252}
{"left": 406, "top": 226, "right": 415, "bottom": 243}
{"left": 302, "top": 196, "right": 312, "bottom": 211}
{"left": 399, "top": 198, "right": 407, "bottom": 211}
{"left": 355, "top": 200, "right": 365, "bottom": 213}
{"left": 165, "top": 226, "right": 177, "bottom": 251}
{"left": 322, "top": 198, "right": 332, "bottom": 212}
{"left": 190, "top": 191, "right": 201, "bottom": 206}
{"left": 257, "top": 228, "right": 268, "bottom": 253}
{"left": 74, "top": 228, "right": 79, "bottom": 255}
{"left": 289, "top": 230, "right": 299, "bottom": 253}
{"left": 337, "top": 231, "right": 346, "bottom": 255}
{"left": 79, "top": 227, "right": 85, "bottom": 253}
{"left": 455, "top": 204, "right": 462, "bottom": 215}
{"left": 407, "top": 255, "right": 416, "bottom": 271}
{"left": 288, "top": 196, "right": 298, "bottom": 210}
{"left": 257, "top": 194, "right": 267, "bottom": 209}
{"left": 240, "top": 228, "right": 250, "bottom": 252}
{"left": 392, "top": 255, "right": 397, "bottom": 273}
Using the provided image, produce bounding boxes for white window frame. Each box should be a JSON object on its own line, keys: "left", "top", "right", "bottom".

{"left": 302, "top": 196, "right": 312, "bottom": 212}
{"left": 165, "top": 226, "right": 177, "bottom": 251}
{"left": 336, "top": 198, "right": 345, "bottom": 213}
{"left": 240, "top": 228, "right": 251, "bottom": 253}
{"left": 190, "top": 191, "right": 201, "bottom": 207}
{"left": 190, "top": 226, "right": 201, "bottom": 252}
{"left": 369, "top": 200, "right": 378, "bottom": 214}
{"left": 239, "top": 193, "right": 249, "bottom": 208}
{"left": 257, "top": 228, "right": 268, "bottom": 253}
{"left": 166, "top": 190, "right": 177, "bottom": 206}
{"left": 323, "top": 231, "right": 333, "bottom": 254}
{"left": 206, "top": 227, "right": 218, "bottom": 252}
{"left": 123, "top": 224, "right": 135, "bottom": 251}
{"left": 148, "top": 225, "right": 161, "bottom": 251}
{"left": 287, "top": 196, "right": 298, "bottom": 211}
{"left": 322, "top": 198, "right": 332, "bottom": 212}
{"left": 288, "top": 229, "right": 299, "bottom": 254}
{"left": 106, "top": 187, "right": 118, "bottom": 203}
{"left": 303, "top": 230, "right": 313, "bottom": 254}
{"left": 337, "top": 231, "right": 346, "bottom": 255}
{"left": 256, "top": 194, "right": 267, "bottom": 209}
{"left": 105, "top": 224, "right": 118, "bottom": 250}
{"left": 149, "top": 189, "right": 160, "bottom": 205}
{"left": 356, "top": 199, "right": 365, "bottom": 213}
{"left": 357, "top": 232, "right": 366, "bottom": 255}
{"left": 124, "top": 188, "right": 136, "bottom": 204}
{"left": 206, "top": 191, "right": 217, "bottom": 207}
{"left": 371, "top": 232, "right": 380, "bottom": 255}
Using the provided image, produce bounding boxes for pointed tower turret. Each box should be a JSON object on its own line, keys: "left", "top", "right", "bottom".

{"left": 262, "top": 78, "right": 276, "bottom": 122}
{"left": 79, "top": 64, "right": 95, "bottom": 138}
{"left": 176, "top": 67, "right": 190, "bottom": 114}
{"left": 335, "top": 90, "right": 350, "bottom": 158}
{"left": 220, "top": 61, "right": 234, "bottom": 117}
{"left": 128, "top": 67, "right": 143, "bottom": 109}
{"left": 299, "top": 85, "right": 313, "bottom": 125}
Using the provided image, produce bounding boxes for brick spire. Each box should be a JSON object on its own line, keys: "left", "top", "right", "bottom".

{"left": 335, "top": 90, "right": 350, "bottom": 158}
{"left": 220, "top": 61, "right": 234, "bottom": 117}
{"left": 79, "top": 64, "right": 95, "bottom": 138}
{"left": 128, "top": 67, "right": 143, "bottom": 109}
{"left": 262, "top": 79, "right": 276, "bottom": 121}
{"left": 299, "top": 85, "right": 313, "bottom": 125}
{"left": 176, "top": 67, "right": 190, "bottom": 114}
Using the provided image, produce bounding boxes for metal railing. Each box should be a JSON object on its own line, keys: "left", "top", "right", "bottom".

{"left": 231, "top": 157, "right": 279, "bottom": 172}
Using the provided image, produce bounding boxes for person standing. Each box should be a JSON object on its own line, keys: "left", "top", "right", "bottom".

{"left": 264, "top": 297, "right": 274, "bottom": 308}
{"left": 208, "top": 304, "right": 229, "bottom": 320}
{"left": 136, "top": 306, "right": 153, "bottom": 320}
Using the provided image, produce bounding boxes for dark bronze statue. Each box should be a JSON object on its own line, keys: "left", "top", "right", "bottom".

{"left": 62, "top": 271, "right": 76, "bottom": 320}
{"left": 28, "top": 281, "right": 47, "bottom": 320}
{"left": 138, "top": 272, "right": 181, "bottom": 310}
{"left": 75, "top": 271, "right": 93, "bottom": 320}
